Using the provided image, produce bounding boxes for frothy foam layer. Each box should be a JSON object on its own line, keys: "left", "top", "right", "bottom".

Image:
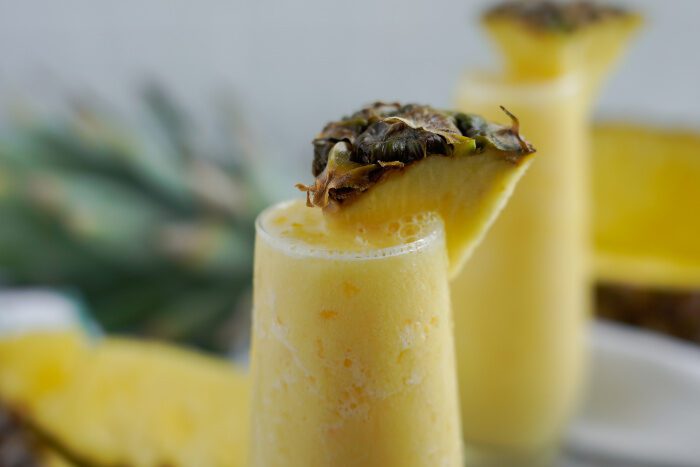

{"left": 257, "top": 200, "right": 443, "bottom": 260}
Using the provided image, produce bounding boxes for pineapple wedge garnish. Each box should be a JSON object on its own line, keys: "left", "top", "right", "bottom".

{"left": 484, "top": 1, "right": 641, "bottom": 87}
{"left": 297, "top": 102, "right": 535, "bottom": 275}
{"left": 0, "top": 332, "right": 249, "bottom": 467}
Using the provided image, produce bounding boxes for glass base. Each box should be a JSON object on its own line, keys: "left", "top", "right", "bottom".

{"left": 464, "top": 442, "right": 559, "bottom": 467}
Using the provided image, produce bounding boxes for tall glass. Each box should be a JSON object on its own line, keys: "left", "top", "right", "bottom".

{"left": 452, "top": 74, "right": 590, "bottom": 464}
{"left": 250, "top": 200, "right": 463, "bottom": 467}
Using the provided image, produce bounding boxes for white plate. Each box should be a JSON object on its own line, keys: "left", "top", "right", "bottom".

{"left": 565, "top": 321, "right": 700, "bottom": 466}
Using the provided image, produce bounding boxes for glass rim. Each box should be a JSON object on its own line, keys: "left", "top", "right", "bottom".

{"left": 255, "top": 199, "right": 445, "bottom": 261}
{"left": 457, "top": 70, "right": 583, "bottom": 101}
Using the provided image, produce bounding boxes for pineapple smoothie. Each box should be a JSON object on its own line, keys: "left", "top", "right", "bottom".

{"left": 251, "top": 103, "right": 535, "bottom": 466}
{"left": 250, "top": 201, "right": 462, "bottom": 467}
{"left": 454, "top": 74, "right": 589, "bottom": 456}
{"left": 451, "top": 1, "right": 640, "bottom": 460}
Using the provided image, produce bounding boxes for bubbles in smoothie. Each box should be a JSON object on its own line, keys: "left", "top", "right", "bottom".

{"left": 259, "top": 199, "right": 444, "bottom": 259}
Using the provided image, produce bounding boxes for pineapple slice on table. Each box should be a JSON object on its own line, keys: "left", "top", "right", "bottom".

{"left": 0, "top": 330, "right": 86, "bottom": 407}
{"left": 35, "top": 338, "right": 250, "bottom": 467}
{"left": 593, "top": 123, "right": 700, "bottom": 289}
{"left": 0, "top": 333, "right": 250, "bottom": 467}
{"left": 0, "top": 330, "right": 88, "bottom": 466}
{"left": 297, "top": 102, "right": 536, "bottom": 276}
{"left": 0, "top": 402, "right": 74, "bottom": 467}
{"left": 592, "top": 123, "right": 700, "bottom": 343}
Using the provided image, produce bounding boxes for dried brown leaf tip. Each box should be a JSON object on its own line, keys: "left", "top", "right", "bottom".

{"left": 485, "top": 1, "right": 631, "bottom": 33}
{"left": 297, "top": 103, "right": 535, "bottom": 209}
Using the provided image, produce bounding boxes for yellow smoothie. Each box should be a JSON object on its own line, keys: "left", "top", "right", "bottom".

{"left": 250, "top": 200, "right": 463, "bottom": 467}
{"left": 449, "top": 3, "right": 639, "bottom": 461}
{"left": 453, "top": 74, "right": 590, "bottom": 457}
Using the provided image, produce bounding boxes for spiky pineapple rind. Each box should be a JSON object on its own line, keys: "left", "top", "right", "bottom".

{"left": 298, "top": 103, "right": 534, "bottom": 209}
{"left": 0, "top": 403, "right": 87, "bottom": 467}
{"left": 484, "top": 1, "right": 633, "bottom": 33}
{"left": 596, "top": 283, "right": 700, "bottom": 344}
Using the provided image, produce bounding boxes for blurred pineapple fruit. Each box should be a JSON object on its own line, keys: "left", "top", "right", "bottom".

{"left": 0, "top": 86, "right": 271, "bottom": 350}
{"left": 592, "top": 123, "right": 700, "bottom": 343}
{"left": 0, "top": 329, "right": 250, "bottom": 466}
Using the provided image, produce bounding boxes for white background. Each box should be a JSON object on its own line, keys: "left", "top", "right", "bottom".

{"left": 1, "top": 0, "right": 698, "bottom": 195}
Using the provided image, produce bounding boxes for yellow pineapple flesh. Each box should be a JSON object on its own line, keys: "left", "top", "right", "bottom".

{"left": 593, "top": 123, "right": 700, "bottom": 289}
{"left": 0, "top": 332, "right": 250, "bottom": 467}
{"left": 329, "top": 152, "right": 533, "bottom": 277}
{"left": 0, "top": 331, "right": 86, "bottom": 407}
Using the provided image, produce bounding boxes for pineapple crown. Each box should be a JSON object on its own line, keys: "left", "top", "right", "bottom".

{"left": 485, "top": 1, "right": 630, "bottom": 33}
{"left": 297, "top": 102, "right": 534, "bottom": 209}
{"left": 0, "top": 86, "right": 266, "bottom": 350}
